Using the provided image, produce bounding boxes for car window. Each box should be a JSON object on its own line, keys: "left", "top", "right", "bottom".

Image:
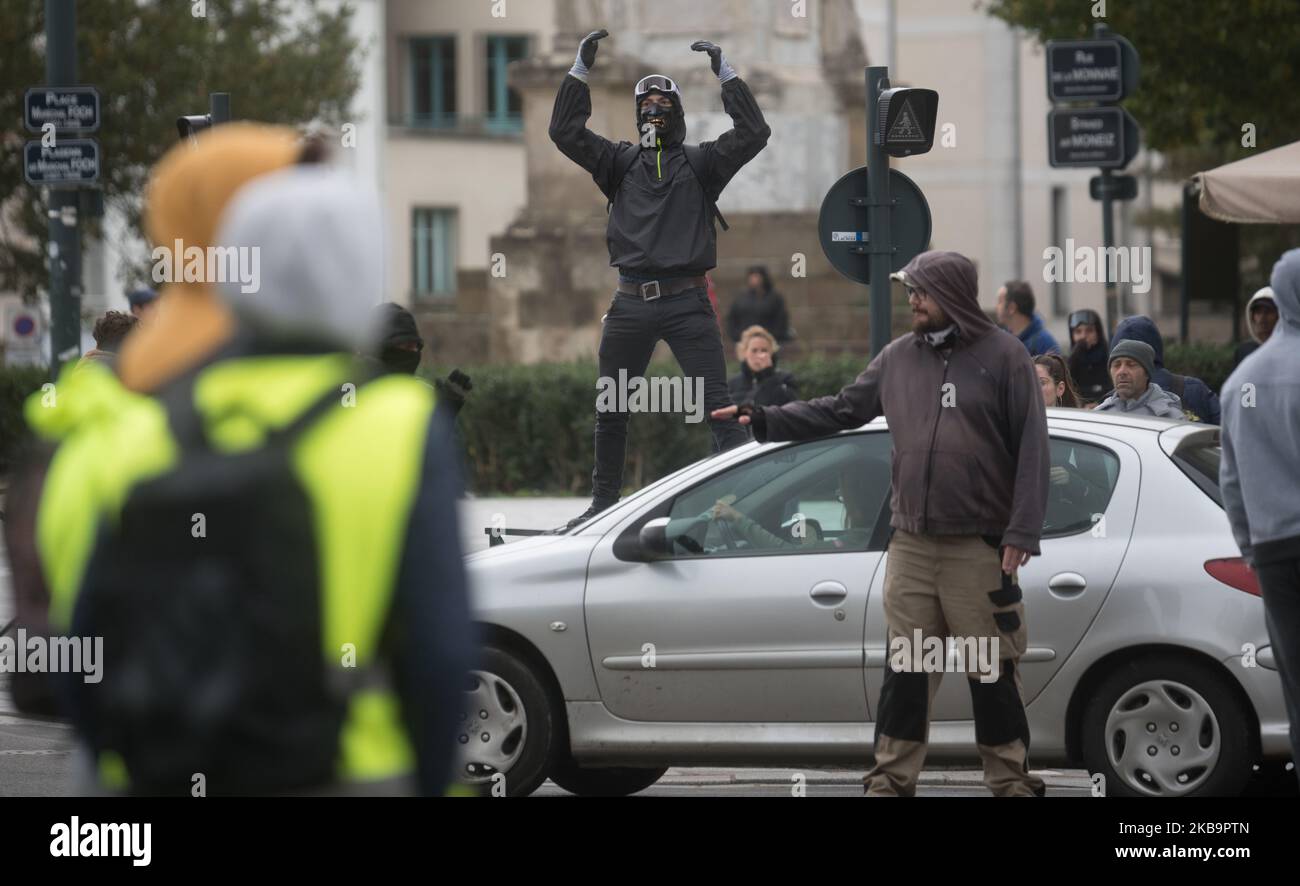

{"left": 1044, "top": 438, "right": 1121, "bottom": 537}
{"left": 1171, "top": 441, "right": 1222, "bottom": 507}
{"left": 664, "top": 434, "right": 892, "bottom": 557}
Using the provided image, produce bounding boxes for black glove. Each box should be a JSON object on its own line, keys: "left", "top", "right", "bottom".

{"left": 690, "top": 40, "right": 722, "bottom": 75}
{"left": 435, "top": 369, "right": 473, "bottom": 416}
{"left": 578, "top": 29, "right": 608, "bottom": 68}
{"left": 691, "top": 40, "right": 737, "bottom": 82}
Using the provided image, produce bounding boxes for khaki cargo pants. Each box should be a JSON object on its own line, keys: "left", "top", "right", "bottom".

{"left": 864, "top": 529, "right": 1045, "bottom": 797}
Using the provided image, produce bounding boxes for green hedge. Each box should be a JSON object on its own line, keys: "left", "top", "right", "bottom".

{"left": 1162, "top": 342, "right": 1235, "bottom": 394}
{"left": 0, "top": 344, "right": 1236, "bottom": 494}
{"left": 440, "top": 355, "right": 868, "bottom": 496}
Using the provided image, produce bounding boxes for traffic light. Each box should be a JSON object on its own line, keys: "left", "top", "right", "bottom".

{"left": 877, "top": 87, "right": 938, "bottom": 157}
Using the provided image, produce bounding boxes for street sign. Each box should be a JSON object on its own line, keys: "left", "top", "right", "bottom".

{"left": 1090, "top": 173, "right": 1138, "bottom": 201}
{"left": 1047, "top": 107, "right": 1139, "bottom": 169}
{"left": 877, "top": 87, "right": 938, "bottom": 157}
{"left": 23, "top": 139, "right": 100, "bottom": 185}
{"left": 1045, "top": 37, "right": 1139, "bottom": 103}
{"left": 24, "top": 86, "right": 100, "bottom": 132}
{"left": 3, "top": 304, "right": 45, "bottom": 367}
{"left": 818, "top": 166, "right": 932, "bottom": 285}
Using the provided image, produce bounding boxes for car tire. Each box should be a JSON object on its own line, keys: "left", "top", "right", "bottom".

{"left": 549, "top": 761, "right": 668, "bottom": 797}
{"left": 1081, "top": 655, "right": 1255, "bottom": 797}
{"left": 457, "top": 644, "right": 562, "bottom": 797}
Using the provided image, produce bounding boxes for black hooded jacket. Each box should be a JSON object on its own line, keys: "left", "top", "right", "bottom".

{"left": 726, "top": 266, "right": 792, "bottom": 342}
{"left": 728, "top": 356, "right": 798, "bottom": 408}
{"left": 1066, "top": 308, "right": 1110, "bottom": 402}
{"left": 549, "top": 73, "right": 770, "bottom": 278}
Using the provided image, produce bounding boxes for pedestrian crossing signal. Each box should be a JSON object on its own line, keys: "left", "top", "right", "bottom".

{"left": 877, "top": 88, "right": 938, "bottom": 157}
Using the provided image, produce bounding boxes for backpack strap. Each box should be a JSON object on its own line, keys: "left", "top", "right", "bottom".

{"left": 681, "top": 143, "right": 729, "bottom": 232}
{"left": 158, "top": 359, "right": 382, "bottom": 452}
{"left": 604, "top": 143, "right": 640, "bottom": 215}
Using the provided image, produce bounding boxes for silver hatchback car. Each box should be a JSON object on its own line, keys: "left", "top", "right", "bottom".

{"left": 461, "top": 409, "right": 1290, "bottom": 797}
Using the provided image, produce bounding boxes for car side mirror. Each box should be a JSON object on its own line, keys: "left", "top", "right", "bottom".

{"left": 639, "top": 517, "right": 674, "bottom": 560}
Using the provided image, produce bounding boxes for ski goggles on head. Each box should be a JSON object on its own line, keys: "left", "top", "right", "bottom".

{"left": 1068, "top": 310, "right": 1096, "bottom": 330}
{"left": 635, "top": 74, "right": 680, "bottom": 102}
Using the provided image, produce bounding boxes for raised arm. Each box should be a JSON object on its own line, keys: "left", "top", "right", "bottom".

{"left": 690, "top": 41, "right": 771, "bottom": 195}
{"left": 548, "top": 30, "right": 624, "bottom": 194}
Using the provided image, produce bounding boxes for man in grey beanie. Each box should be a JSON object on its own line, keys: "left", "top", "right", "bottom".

{"left": 1094, "top": 339, "right": 1187, "bottom": 419}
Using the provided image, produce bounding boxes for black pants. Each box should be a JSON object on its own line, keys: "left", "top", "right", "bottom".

{"left": 1258, "top": 556, "right": 1300, "bottom": 783}
{"left": 592, "top": 286, "right": 748, "bottom": 502}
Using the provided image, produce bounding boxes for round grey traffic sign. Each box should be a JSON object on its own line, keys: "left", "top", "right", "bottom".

{"left": 818, "top": 166, "right": 932, "bottom": 285}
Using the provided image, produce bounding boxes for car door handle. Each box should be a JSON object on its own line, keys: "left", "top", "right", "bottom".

{"left": 810, "top": 580, "right": 848, "bottom": 605}
{"left": 1048, "top": 572, "right": 1087, "bottom": 596}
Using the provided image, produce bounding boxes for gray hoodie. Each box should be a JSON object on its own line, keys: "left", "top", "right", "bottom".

{"left": 1220, "top": 249, "right": 1300, "bottom": 565}
{"left": 1094, "top": 382, "right": 1186, "bottom": 419}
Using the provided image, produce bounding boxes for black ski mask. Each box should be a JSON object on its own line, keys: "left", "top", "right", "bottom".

{"left": 634, "top": 74, "right": 686, "bottom": 145}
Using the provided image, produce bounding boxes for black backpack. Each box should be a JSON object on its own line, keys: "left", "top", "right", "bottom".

{"left": 605, "top": 142, "right": 730, "bottom": 231}
{"left": 69, "top": 370, "right": 373, "bottom": 795}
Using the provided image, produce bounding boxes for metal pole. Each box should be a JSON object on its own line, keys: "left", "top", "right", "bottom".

{"left": 1100, "top": 169, "right": 1118, "bottom": 336}
{"left": 886, "top": 0, "right": 897, "bottom": 76}
{"left": 1179, "top": 182, "right": 1193, "bottom": 344}
{"left": 45, "top": 0, "right": 81, "bottom": 372}
{"left": 866, "top": 66, "right": 892, "bottom": 357}
{"left": 210, "top": 92, "right": 230, "bottom": 124}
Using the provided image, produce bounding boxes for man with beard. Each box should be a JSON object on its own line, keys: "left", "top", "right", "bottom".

{"left": 713, "top": 250, "right": 1050, "bottom": 797}
{"left": 1066, "top": 309, "right": 1109, "bottom": 405}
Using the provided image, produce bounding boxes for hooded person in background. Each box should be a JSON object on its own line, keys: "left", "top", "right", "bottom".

{"left": 365, "top": 302, "right": 473, "bottom": 415}
{"left": 1220, "top": 249, "right": 1300, "bottom": 781}
{"left": 548, "top": 29, "right": 770, "bottom": 529}
{"left": 1066, "top": 309, "right": 1109, "bottom": 405}
{"left": 1093, "top": 339, "right": 1187, "bottom": 420}
{"left": 1110, "top": 315, "right": 1220, "bottom": 424}
{"left": 1232, "top": 286, "right": 1279, "bottom": 370}
{"left": 726, "top": 266, "right": 792, "bottom": 344}
{"left": 714, "top": 250, "right": 1050, "bottom": 797}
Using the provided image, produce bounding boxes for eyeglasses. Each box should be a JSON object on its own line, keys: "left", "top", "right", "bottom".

{"left": 905, "top": 286, "right": 927, "bottom": 302}
{"left": 1068, "top": 311, "right": 1095, "bottom": 329}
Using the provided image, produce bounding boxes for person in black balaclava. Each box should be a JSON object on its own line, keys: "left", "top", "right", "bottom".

{"left": 1066, "top": 308, "right": 1110, "bottom": 406}
{"left": 367, "top": 302, "right": 472, "bottom": 414}
{"left": 548, "top": 29, "right": 771, "bottom": 529}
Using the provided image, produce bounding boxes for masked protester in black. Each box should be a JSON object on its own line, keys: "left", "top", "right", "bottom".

{"left": 367, "top": 302, "right": 472, "bottom": 414}
{"left": 549, "top": 30, "right": 771, "bottom": 528}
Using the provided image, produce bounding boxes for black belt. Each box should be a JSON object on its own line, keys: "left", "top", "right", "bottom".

{"left": 617, "top": 275, "right": 708, "bottom": 300}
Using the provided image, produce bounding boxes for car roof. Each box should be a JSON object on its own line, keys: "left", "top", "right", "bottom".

{"left": 858, "top": 408, "right": 1192, "bottom": 435}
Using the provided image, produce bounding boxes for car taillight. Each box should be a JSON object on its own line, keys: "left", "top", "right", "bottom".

{"left": 1204, "top": 558, "right": 1261, "bottom": 597}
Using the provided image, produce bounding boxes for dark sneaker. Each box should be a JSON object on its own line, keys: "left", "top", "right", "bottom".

{"left": 547, "top": 499, "right": 616, "bottom": 534}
